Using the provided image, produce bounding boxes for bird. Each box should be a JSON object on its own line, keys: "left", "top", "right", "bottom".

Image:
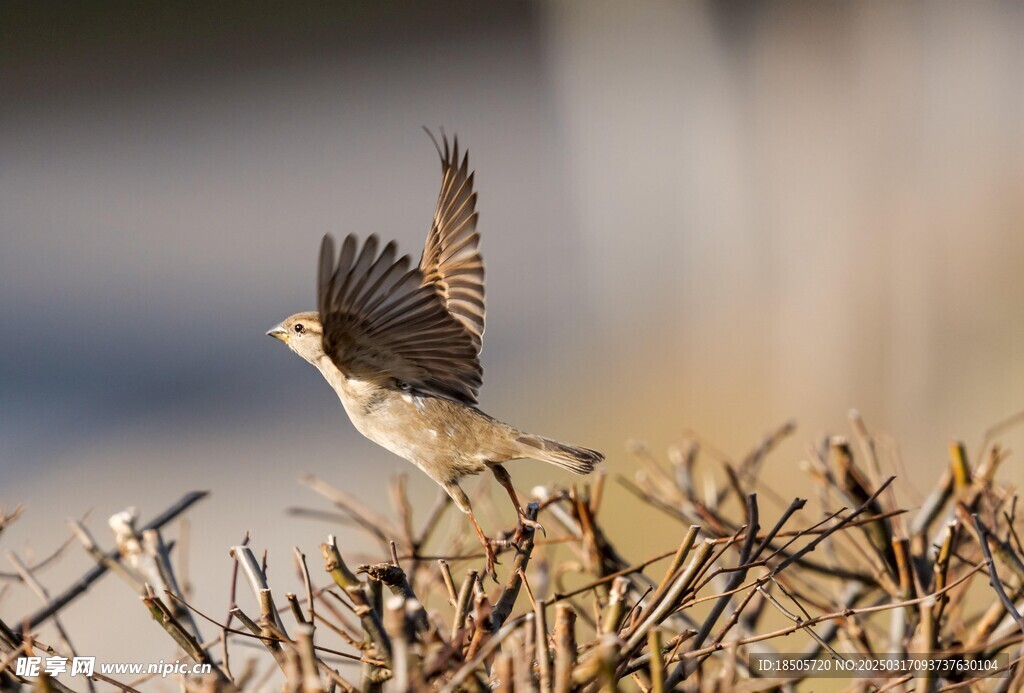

{"left": 267, "top": 133, "right": 603, "bottom": 576}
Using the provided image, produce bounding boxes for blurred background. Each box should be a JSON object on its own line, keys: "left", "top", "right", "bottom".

{"left": 3, "top": 0, "right": 1023, "bottom": 665}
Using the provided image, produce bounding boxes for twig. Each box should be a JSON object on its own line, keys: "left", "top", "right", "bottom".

{"left": 490, "top": 502, "right": 540, "bottom": 631}
{"left": 438, "top": 560, "right": 457, "bottom": 605}
{"left": 320, "top": 535, "right": 392, "bottom": 665}
{"left": 442, "top": 614, "right": 531, "bottom": 692}
{"left": 972, "top": 514, "right": 1024, "bottom": 635}
{"left": 293, "top": 546, "right": 316, "bottom": 631}
{"left": 141, "top": 586, "right": 220, "bottom": 673}
{"left": 552, "top": 605, "right": 576, "bottom": 693}
{"left": 670, "top": 564, "right": 983, "bottom": 660}
{"left": 166, "top": 590, "right": 370, "bottom": 663}
{"left": 230, "top": 545, "right": 287, "bottom": 635}
{"left": 452, "top": 568, "right": 478, "bottom": 643}
{"left": 5, "top": 551, "right": 86, "bottom": 687}
{"left": 624, "top": 539, "right": 715, "bottom": 651}
{"left": 21, "top": 491, "right": 208, "bottom": 630}
{"left": 303, "top": 475, "right": 398, "bottom": 547}
{"left": 675, "top": 493, "right": 761, "bottom": 679}
{"left": 360, "top": 563, "right": 428, "bottom": 632}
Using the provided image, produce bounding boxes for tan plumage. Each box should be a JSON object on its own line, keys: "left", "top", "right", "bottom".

{"left": 269, "top": 133, "right": 602, "bottom": 576}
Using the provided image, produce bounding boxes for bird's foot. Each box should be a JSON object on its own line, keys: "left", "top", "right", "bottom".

{"left": 467, "top": 510, "right": 502, "bottom": 581}
{"left": 522, "top": 515, "right": 546, "bottom": 536}
{"left": 479, "top": 535, "right": 501, "bottom": 581}
{"left": 511, "top": 515, "right": 546, "bottom": 548}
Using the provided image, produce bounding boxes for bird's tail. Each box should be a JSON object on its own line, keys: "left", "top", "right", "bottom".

{"left": 515, "top": 433, "right": 603, "bottom": 475}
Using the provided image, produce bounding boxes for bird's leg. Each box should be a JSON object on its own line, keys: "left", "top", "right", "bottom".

{"left": 467, "top": 508, "right": 500, "bottom": 580}
{"left": 490, "top": 464, "right": 545, "bottom": 545}
{"left": 444, "top": 481, "right": 499, "bottom": 580}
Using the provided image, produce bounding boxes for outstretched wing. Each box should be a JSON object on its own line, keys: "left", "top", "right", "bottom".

{"left": 420, "top": 133, "right": 485, "bottom": 351}
{"left": 318, "top": 233, "right": 482, "bottom": 404}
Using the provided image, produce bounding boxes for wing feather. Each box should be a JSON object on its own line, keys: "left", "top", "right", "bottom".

{"left": 318, "top": 233, "right": 482, "bottom": 404}
{"left": 420, "top": 132, "right": 486, "bottom": 350}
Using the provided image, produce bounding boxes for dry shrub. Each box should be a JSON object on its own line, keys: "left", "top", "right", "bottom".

{"left": 2, "top": 413, "right": 1023, "bottom": 691}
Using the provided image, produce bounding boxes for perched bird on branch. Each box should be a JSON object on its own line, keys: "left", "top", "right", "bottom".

{"left": 268, "top": 133, "right": 602, "bottom": 576}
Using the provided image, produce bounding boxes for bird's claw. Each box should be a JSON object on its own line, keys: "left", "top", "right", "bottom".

{"left": 511, "top": 515, "right": 546, "bottom": 547}
{"left": 522, "top": 516, "right": 546, "bottom": 537}
{"left": 481, "top": 536, "right": 500, "bottom": 581}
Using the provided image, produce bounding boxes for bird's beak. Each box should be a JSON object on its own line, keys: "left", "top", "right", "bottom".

{"left": 266, "top": 325, "right": 289, "bottom": 342}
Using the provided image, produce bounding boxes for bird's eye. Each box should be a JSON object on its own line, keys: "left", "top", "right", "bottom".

{"left": 397, "top": 380, "right": 411, "bottom": 391}
{"left": 294, "top": 324, "right": 305, "bottom": 334}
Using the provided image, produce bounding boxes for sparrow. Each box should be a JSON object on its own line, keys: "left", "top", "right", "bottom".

{"left": 267, "top": 134, "right": 602, "bottom": 575}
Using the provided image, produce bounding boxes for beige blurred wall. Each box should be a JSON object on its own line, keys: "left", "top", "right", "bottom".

{"left": 538, "top": 0, "right": 1024, "bottom": 467}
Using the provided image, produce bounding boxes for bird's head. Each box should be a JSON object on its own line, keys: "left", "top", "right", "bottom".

{"left": 266, "top": 311, "right": 325, "bottom": 364}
